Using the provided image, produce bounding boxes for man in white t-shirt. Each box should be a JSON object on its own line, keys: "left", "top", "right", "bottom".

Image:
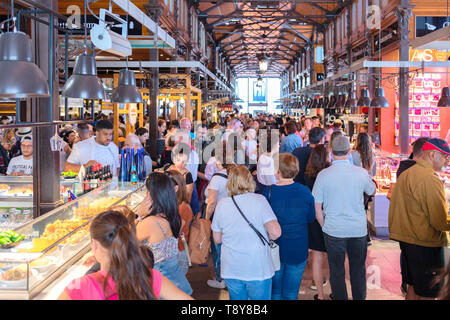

{"left": 7, "top": 135, "right": 33, "bottom": 176}
{"left": 65, "top": 120, "right": 119, "bottom": 176}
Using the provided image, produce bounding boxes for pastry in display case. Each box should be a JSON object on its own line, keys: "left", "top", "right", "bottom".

{"left": 373, "top": 151, "right": 403, "bottom": 192}
{"left": 0, "top": 176, "right": 87, "bottom": 232}
{"left": 0, "top": 180, "right": 145, "bottom": 299}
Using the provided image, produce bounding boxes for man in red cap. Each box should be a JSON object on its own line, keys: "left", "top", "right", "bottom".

{"left": 389, "top": 138, "right": 450, "bottom": 300}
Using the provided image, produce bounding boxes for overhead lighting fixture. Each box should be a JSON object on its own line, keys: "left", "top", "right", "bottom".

{"left": 0, "top": 0, "right": 49, "bottom": 98}
{"left": 111, "top": 4, "right": 141, "bottom": 104}
{"left": 357, "top": 89, "right": 371, "bottom": 107}
{"left": 259, "top": 59, "right": 268, "bottom": 73}
{"left": 90, "top": 8, "right": 132, "bottom": 57}
{"left": 437, "top": 87, "right": 450, "bottom": 107}
{"left": 62, "top": 0, "right": 105, "bottom": 99}
{"left": 111, "top": 69, "right": 142, "bottom": 103}
{"left": 323, "top": 96, "right": 329, "bottom": 109}
{"left": 370, "top": 25, "right": 389, "bottom": 108}
{"left": 370, "top": 88, "right": 389, "bottom": 108}
{"left": 345, "top": 90, "right": 358, "bottom": 109}
{"left": 328, "top": 95, "right": 337, "bottom": 109}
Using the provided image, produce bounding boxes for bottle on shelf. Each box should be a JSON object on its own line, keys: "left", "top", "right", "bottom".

{"left": 131, "top": 165, "right": 138, "bottom": 185}
{"left": 83, "top": 165, "right": 92, "bottom": 193}
{"left": 119, "top": 148, "right": 127, "bottom": 182}
{"left": 91, "top": 164, "right": 99, "bottom": 189}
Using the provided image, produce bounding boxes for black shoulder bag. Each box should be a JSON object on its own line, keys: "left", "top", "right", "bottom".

{"left": 231, "top": 195, "right": 280, "bottom": 271}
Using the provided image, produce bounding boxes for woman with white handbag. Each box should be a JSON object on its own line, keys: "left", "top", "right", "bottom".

{"left": 211, "top": 165, "right": 281, "bottom": 300}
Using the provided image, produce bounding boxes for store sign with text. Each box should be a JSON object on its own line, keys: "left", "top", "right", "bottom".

{"left": 410, "top": 48, "right": 450, "bottom": 62}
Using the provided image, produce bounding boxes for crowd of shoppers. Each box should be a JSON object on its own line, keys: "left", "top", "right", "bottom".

{"left": 1, "top": 110, "right": 447, "bottom": 301}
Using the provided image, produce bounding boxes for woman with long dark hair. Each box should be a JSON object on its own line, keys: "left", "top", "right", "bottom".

{"left": 59, "top": 210, "right": 192, "bottom": 300}
{"left": 136, "top": 172, "right": 193, "bottom": 295}
{"left": 304, "top": 145, "right": 331, "bottom": 300}
{"left": 166, "top": 169, "right": 193, "bottom": 275}
{"left": 351, "top": 132, "right": 376, "bottom": 176}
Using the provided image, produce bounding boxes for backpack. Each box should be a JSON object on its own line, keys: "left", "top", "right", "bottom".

{"left": 188, "top": 211, "right": 212, "bottom": 265}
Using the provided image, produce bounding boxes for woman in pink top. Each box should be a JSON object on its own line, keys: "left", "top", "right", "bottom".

{"left": 58, "top": 210, "right": 193, "bottom": 300}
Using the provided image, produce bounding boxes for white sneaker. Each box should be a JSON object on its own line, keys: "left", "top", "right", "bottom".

{"left": 207, "top": 279, "right": 226, "bottom": 289}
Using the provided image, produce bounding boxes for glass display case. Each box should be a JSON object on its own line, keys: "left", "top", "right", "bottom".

{"left": 0, "top": 179, "right": 145, "bottom": 299}
{"left": 373, "top": 150, "right": 404, "bottom": 193}
{"left": 0, "top": 176, "right": 85, "bottom": 232}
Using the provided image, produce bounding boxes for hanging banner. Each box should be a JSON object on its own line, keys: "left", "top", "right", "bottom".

{"left": 128, "top": 104, "right": 138, "bottom": 126}
{"left": 252, "top": 80, "right": 266, "bottom": 102}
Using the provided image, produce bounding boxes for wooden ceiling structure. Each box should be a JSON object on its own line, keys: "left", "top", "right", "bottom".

{"left": 197, "top": 0, "right": 351, "bottom": 77}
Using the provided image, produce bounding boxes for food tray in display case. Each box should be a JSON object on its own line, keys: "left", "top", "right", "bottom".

{"left": 0, "top": 176, "right": 86, "bottom": 233}
{"left": 0, "top": 179, "right": 145, "bottom": 299}
{"left": 373, "top": 151, "right": 404, "bottom": 193}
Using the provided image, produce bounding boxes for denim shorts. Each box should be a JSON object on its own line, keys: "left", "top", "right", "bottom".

{"left": 154, "top": 255, "right": 193, "bottom": 296}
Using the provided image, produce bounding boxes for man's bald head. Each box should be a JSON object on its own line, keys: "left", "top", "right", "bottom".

{"left": 124, "top": 134, "right": 142, "bottom": 150}
{"left": 180, "top": 118, "right": 191, "bottom": 130}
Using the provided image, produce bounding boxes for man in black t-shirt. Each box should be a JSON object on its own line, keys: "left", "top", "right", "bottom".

{"left": 396, "top": 137, "right": 430, "bottom": 178}
{"left": 293, "top": 127, "right": 326, "bottom": 185}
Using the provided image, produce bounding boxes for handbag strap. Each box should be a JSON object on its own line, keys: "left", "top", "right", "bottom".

{"left": 231, "top": 195, "right": 270, "bottom": 247}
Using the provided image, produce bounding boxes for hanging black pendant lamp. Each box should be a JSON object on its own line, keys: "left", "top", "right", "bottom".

{"left": 323, "top": 96, "right": 329, "bottom": 109}
{"left": 357, "top": 88, "right": 371, "bottom": 107}
{"left": 111, "top": 69, "right": 143, "bottom": 103}
{"left": 437, "top": 87, "right": 450, "bottom": 107}
{"left": 328, "top": 95, "right": 337, "bottom": 109}
{"left": 370, "top": 88, "right": 389, "bottom": 108}
{"left": 62, "top": 0, "right": 105, "bottom": 99}
{"left": 345, "top": 90, "right": 358, "bottom": 108}
{"left": 0, "top": 0, "right": 49, "bottom": 98}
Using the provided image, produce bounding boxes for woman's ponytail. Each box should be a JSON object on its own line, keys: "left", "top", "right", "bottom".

{"left": 91, "top": 211, "right": 156, "bottom": 300}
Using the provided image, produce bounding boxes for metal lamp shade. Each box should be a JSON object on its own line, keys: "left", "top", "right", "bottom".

{"left": 0, "top": 32, "right": 49, "bottom": 98}
{"left": 323, "top": 96, "right": 329, "bottom": 109}
{"left": 112, "top": 69, "right": 143, "bottom": 103}
{"left": 437, "top": 87, "right": 450, "bottom": 107}
{"left": 357, "top": 88, "right": 371, "bottom": 107}
{"left": 370, "top": 88, "right": 389, "bottom": 108}
{"left": 328, "top": 95, "right": 337, "bottom": 109}
{"left": 335, "top": 94, "right": 345, "bottom": 109}
{"left": 345, "top": 91, "right": 358, "bottom": 108}
{"left": 62, "top": 54, "right": 105, "bottom": 99}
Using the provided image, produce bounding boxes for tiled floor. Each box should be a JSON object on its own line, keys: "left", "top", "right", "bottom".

{"left": 187, "top": 237, "right": 406, "bottom": 300}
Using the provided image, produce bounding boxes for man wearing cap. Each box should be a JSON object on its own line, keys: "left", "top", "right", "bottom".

{"left": 7, "top": 135, "right": 33, "bottom": 176}
{"left": 388, "top": 138, "right": 450, "bottom": 300}
{"left": 312, "top": 135, "right": 376, "bottom": 300}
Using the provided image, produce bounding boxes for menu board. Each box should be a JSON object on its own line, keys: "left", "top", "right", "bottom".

{"left": 394, "top": 73, "right": 442, "bottom": 145}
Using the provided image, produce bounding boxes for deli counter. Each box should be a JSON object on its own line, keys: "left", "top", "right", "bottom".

{"left": 0, "top": 176, "right": 86, "bottom": 232}
{"left": 0, "top": 179, "right": 146, "bottom": 300}
{"left": 369, "top": 150, "right": 450, "bottom": 242}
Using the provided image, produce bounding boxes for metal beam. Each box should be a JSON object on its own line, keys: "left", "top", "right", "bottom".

{"left": 200, "top": 0, "right": 227, "bottom": 15}
{"left": 411, "top": 24, "right": 450, "bottom": 49}
{"left": 82, "top": 61, "right": 233, "bottom": 90}
{"left": 309, "top": 3, "right": 335, "bottom": 15}
{"left": 112, "top": 0, "right": 176, "bottom": 48}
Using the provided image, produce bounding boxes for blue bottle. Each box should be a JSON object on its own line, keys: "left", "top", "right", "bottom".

{"left": 140, "top": 148, "right": 146, "bottom": 181}
{"left": 119, "top": 148, "right": 127, "bottom": 182}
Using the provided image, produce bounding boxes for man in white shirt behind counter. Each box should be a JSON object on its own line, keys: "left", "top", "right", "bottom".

{"left": 65, "top": 120, "right": 119, "bottom": 176}
{"left": 7, "top": 135, "right": 33, "bottom": 176}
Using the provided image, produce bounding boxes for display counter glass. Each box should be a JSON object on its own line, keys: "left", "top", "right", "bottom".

{"left": 0, "top": 179, "right": 145, "bottom": 299}
{"left": 0, "top": 176, "right": 90, "bottom": 232}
